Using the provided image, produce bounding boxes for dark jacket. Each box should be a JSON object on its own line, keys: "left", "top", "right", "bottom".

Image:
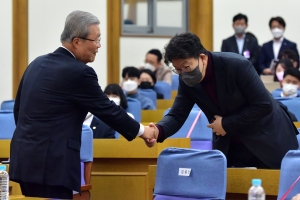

{"left": 157, "top": 52, "right": 298, "bottom": 169}
{"left": 221, "top": 34, "right": 260, "bottom": 74}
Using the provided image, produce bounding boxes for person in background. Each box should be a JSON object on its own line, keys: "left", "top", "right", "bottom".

{"left": 122, "top": 66, "right": 156, "bottom": 110}
{"left": 139, "top": 69, "right": 164, "bottom": 99}
{"left": 259, "top": 16, "right": 299, "bottom": 75}
{"left": 279, "top": 49, "right": 299, "bottom": 68}
{"left": 221, "top": 13, "right": 260, "bottom": 74}
{"left": 273, "top": 58, "right": 294, "bottom": 83}
{"left": 84, "top": 84, "right": 134, "bottom": 138}
{"left": 272, "top": 68, "right": 300, "bottom": 98}
{"left": 142, "top": 49, "right": 172, "bottom": 85}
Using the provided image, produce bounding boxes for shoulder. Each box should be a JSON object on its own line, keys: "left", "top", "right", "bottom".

{"left": 283, "top": 38, "right": 297, "bottom": 46}
{"left": 261, "top": 40, "right": 273, "bottom": 47}
{"left": 222, "top": 35, "right": 235, "bottom": 43}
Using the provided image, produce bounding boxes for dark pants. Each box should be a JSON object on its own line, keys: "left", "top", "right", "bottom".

{"left": 227, "top": 136, "right": 269, "bottom": 169}
{"left": 19, "top": 182, "right": 73, "bottom": 199}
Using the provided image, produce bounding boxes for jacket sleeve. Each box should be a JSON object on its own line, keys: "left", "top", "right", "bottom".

{"left": 258, "top": 45, "right": 269, "bottom": 74}
{"left": 222, "top": 59, "right": 273, "bottom": 134}
{"left": 156, "top": 78, "right": 195, "bottom": 142}
{"left": 221, "top": 40, "right": 227, "bottom": 52}
{"left": 72, "top": 66, "right": 140, "bottom": 141}
{"left": 13, "top": 76, "right": 24, "bottom": 125}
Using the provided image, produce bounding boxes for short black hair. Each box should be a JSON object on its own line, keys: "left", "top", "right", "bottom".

{"left": 279, "top": 49, "right": 298, "bottom": 62}
{"left": 233, "top": 13, "right": 248, "bottom": 24}
{"left": 164, "top": 32, "right": 207, "bottom": 66}
{"left": 122, "top": 66, "right": 140, "bottom": 79}
{"left": 283, "top": 68, "right": 300, "bottom": 81}
{"left": 269, "top": 16, "right": 286, "bottom": 28}
{"left": 140, "top": 69, "right": 157, "bottom": 84}
{"left": 274, "top": 58, "right": 294, "bottom": 81}
{"left": 147, "top": 49, "right": 162, "bottom": 63}
{"left": 104, "top": 84, "right": 128, "bottom": 109}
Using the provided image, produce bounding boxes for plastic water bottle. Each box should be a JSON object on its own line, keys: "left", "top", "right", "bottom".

{"left": 0, "top": 165, "right": 9, "bottom": 200}
{"left": 248, "top": 179, "right": 265, "bottom": 200}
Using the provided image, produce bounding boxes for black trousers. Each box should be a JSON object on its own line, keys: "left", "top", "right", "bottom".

{"left": 19, "top": 182, "right": 73, "bottom": 199}
{"left": 227, "top": 136, "right": 270, "bottom": 169}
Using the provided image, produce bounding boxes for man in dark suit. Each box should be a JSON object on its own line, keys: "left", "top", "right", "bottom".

{"left": 9, "top": 10, "right": 157, "bottom": 199}
{"left": 259, "top": 16, "right": 299, "bottom": 75}
{"left": 147, "top": 32, "right": 298, "bottom": 169}
{"left": 221, "top": 13, "right": 260, "bottom": 74}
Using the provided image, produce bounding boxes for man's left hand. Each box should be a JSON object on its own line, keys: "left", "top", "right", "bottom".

{"left": 207, "top": 115, "right": 226, "bottom": 136}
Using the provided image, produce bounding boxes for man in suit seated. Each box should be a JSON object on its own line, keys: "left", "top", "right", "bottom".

{"left": 146, "top": 32, "right": 298, "bottom": 169}
{"left": 122, "top": 66, "right": 156, "bottom": 110}
{"left": 272, "top": 68, "right": 300, "bottom": 98}
{"left": 221, "top": 13, "right": 260, "bottom": 74}
{"left": 259, "top": 16, "right": 299, "bottom": 75}
{"left": 9, "top": 10, "right": 157, "bottom": 199}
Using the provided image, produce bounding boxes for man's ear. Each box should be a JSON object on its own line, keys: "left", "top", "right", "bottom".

{"left": 72, "top": 38, "right": 80, "bottom": 48}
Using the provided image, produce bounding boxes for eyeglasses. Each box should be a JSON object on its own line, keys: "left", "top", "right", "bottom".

{"left": 171, "top": 59, "right": 199, "bottom": 74}
{"left": 77, "top": 37, "right": 101, "bottom": 45}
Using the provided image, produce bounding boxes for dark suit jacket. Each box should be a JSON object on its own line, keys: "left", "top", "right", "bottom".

{"left": 157, "top": 52, "right": 298, "bottom": 169}
{"left": 10, "top": 47, "right": 140, "bottom": 192}
{"left": 259, "top": 38, "right": 299, "bottom": 74}
{"left": 221, "top": 34, "right": 260, "bottom": 73}
{"left": 90, "top": 116, "right": 115, "bottom": 138}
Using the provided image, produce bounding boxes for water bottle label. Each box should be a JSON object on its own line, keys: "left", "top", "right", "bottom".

{"left": 178, "top": 168, "right": 191, "bottom": 176}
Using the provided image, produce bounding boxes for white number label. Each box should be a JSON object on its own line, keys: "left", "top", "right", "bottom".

{"left": 178, "top": 168, "right": 191, "bottom": 176}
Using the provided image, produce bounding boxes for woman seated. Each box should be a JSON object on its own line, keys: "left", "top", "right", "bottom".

{"left": 83, "top": 84, "right": 134, "bottom": 138}
{"left": 139, "top": 69, "right": 164, "bottom": 99}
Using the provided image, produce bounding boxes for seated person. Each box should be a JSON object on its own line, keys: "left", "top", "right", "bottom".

{"left": 259, "top": 16, "right": 299, "bottom": 75}
{"left": 280, "top": 49, "right": 299, "bottom": 69}
{"left": 141, "top": 49, "right": 172, "bottom": 85}
{"left": 274, "top": 58, "right": 294, "bottom": 83}
{"left": 84, "top": 84, "right": 134, "bottom": 138}
{"left": 121, "top": 66, "right": 156, "bottom": 110}
{"left": 272, "top": 68, "right": 300, "bottom": 98}
{"left": 139, "top": 69, "right": 164, "bottom": 99}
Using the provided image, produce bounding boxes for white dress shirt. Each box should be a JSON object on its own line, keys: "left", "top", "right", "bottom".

{"left": 235, "top": 34, "right": 246, "bottom": 54}
{"left": 273, "top": 37, "right": 284, "bottom": 59}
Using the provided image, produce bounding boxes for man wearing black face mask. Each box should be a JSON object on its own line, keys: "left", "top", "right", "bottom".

{"left": 221, "top": 13, "right": 260, "bottom": 74}
{"left": 147, "top": 32, "right": 299, "bottom": 169}
{"left": 139, "top": 69, "right": 164, "bottom": 99}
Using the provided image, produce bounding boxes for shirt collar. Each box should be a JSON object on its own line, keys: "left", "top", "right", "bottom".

{"left": 273, "top": 37, "right": 284, "bottom": 43}
{"left": 281, "top": 91, "right": 298, "bottom": 98}
{"left": 61, "top": 46, "right": 76, "bottom": 58}
{"left": 235, "top": 34, "right": 246, "bottom": 39}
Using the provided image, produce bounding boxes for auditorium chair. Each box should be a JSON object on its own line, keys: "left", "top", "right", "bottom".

{"left": 274, "top": 97, "right": 300, "bottom": 120}
{"left": 277, "top": 150, "right": 300, "bottom": 200}
{"left": 171, "top": 74, "right": 179, "bottom": 91}
{"left": 1, "top": 99, "right": 15, "bottom": 110}
{"left": 164, "top": 107, "right": 212, "bottom": 150}
{"left": 138, "top": 88, "right": 157, "bottom": 107}
{"left": 126, "top": 97, "right": 142, "bottom": 122}
{"left": 0, "top": 110, "right": 16, "bottom": 139}
{"left": 154, "top": 148, "right": 227, "bottom": 199}
{"left": 73, "top": 125, "right": 93, "bottom": 200}
{"left": 154, "top": 81, "right": 172, "bottom": 99}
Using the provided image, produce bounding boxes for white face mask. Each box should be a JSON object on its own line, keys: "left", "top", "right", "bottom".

{"left": 109, "top": 97, "right": 120, "bottom": 106}
{"left": 144, "top": 63, "right": 156, "bottom": 71}
{"left": 282, "top": 83, "right": 298, "bottom": 96}
{"left": 123, "top": 80, "right": 138, "bottom": 92}
{"left": 271, "top": 28, "right": 284, "bottom": 39}
{"left": 276, "top": 71, "right": 284, "bottom": 81}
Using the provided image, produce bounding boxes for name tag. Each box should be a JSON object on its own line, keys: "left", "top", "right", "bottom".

{"left": 178, "top": 168, "right": 191, "bottom": 176}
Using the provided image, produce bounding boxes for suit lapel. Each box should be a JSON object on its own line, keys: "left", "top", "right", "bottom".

{"left": 278, "top": 38, "right": 288, "bottom": 58}
{"left": 267, "top": 41, "right": 275, "bottom": 59}
{"left": 210, "top": 53, "right": 228, "bottom": 116}
{"left": 230, "top": 36, "right": 239, "bottom": 54}
{"left": 242, "top": 36, "right": 250, "bottom": 53}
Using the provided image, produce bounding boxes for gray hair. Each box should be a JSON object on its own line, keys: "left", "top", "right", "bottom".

{"left": 60, "top": 10, "right": 100, "bottom": 43}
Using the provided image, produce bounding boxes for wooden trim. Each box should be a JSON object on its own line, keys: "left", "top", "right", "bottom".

{"left": 189, "top": 0, "right": 213, "bottom": 51}
{"left": 107, "top": 0, "right": 121, "bottom": 84}
{"left": 12, "top": 0, "right": 28, "bottom": 98}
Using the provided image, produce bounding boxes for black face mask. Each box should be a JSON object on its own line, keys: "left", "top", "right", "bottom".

{"left": 139, "top": 81, "right": 153, "bottom": 89}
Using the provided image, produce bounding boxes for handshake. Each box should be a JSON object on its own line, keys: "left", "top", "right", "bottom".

{"left": 140, "top": 123, "right": 159, "bottom": 148}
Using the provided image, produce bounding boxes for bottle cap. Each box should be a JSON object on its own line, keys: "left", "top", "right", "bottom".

{"left": 252, "top": 179, "right": 262, "bottom": 186}
{"left": 0, "top": 165, "right": 6, "bottom": 171}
